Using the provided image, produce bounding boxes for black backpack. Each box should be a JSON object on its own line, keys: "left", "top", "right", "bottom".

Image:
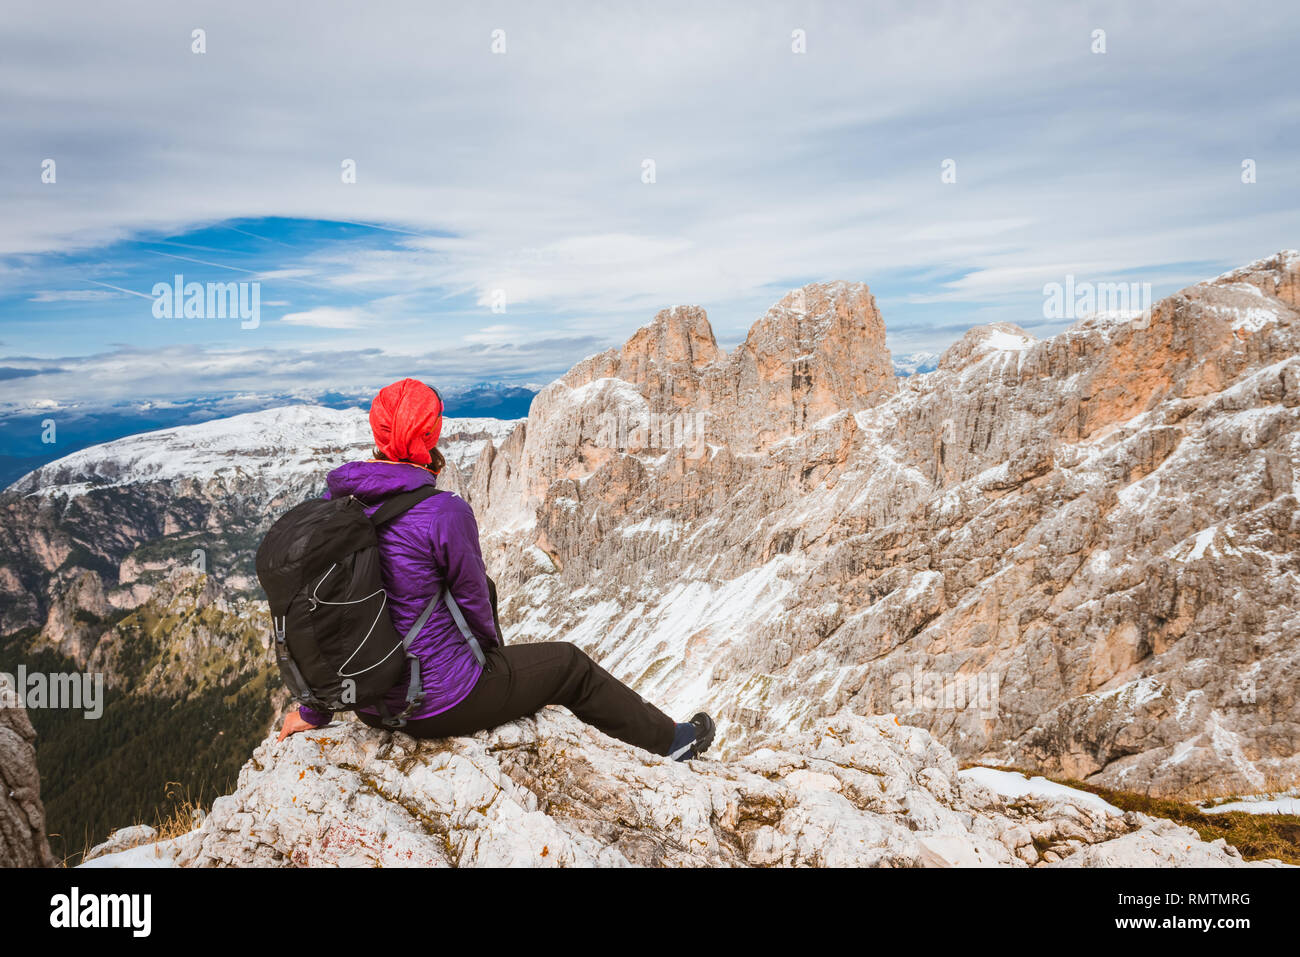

{"left": 255, "top": 486, "right": 489, "bottom": 728}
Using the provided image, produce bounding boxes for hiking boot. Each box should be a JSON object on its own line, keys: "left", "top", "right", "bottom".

{"left": 668, "top": 712, "right": 716, "bottom": 761}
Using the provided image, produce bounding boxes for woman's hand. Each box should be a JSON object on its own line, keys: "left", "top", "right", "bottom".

{"left": 278, "top": 709, "right": 318, "bottom": 742}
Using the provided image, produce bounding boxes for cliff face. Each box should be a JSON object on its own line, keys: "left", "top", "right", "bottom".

{"left": 467, "top": 253, "right": 1300, "bottom": 798}
{"left": 0, "top": 680, "right": 56, "bottom": 867}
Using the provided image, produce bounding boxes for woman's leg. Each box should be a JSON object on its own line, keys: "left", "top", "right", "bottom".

{"left": 361, "top": 642, "right": 677, "bottom": 755}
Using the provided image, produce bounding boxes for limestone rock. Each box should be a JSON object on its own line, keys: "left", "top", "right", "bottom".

{"left": 166, "top": 711, "right": 1266, "bottom": 868}
{"left": 83, "top": 824, "right": 158, "bottom": 862}
{"left": 0, "top": 676, "right": 56, "bottom": 867}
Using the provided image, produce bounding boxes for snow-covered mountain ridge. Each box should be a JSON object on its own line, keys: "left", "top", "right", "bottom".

{"left": 8, "top": 407, "right": 520, "bottom": 499}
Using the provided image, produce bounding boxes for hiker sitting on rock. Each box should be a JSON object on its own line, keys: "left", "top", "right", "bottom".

{"left": 273, "top": 377, "right": 714, "bottom": 762}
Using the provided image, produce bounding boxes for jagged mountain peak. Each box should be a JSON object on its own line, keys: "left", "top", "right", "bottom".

{"left": 757, "top": 279, "right": 876, "bottom": 326}
{"left": 742, "top": 281, "right": 885, "bottom": 365}
{"left": 624, "top": 304, "right": 721, "bottom": 371}
{"left": 938, "top": 322, "right": 1038, "bottom": 373}
{"left": 563, "top": 303, "right": 722, "bottom": 395}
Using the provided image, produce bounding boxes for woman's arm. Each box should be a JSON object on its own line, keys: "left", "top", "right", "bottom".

{"left": 298, "top": 703, "right": 333, "bottom": 726}
{"left": 487, "top": 576, "right": 504, "bottom": 643}
{"left": 431, "top": 496, "right": 501, "bottom": 644}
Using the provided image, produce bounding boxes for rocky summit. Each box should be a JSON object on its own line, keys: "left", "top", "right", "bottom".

{"left": 151, "top": 711, "right": 1271, "bottom": 868}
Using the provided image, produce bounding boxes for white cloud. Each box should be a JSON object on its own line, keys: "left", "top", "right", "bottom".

{"left": 27, "top": 289, "right": 125, "bottom": 303}
{"left": 463, "top": 324, "right": 525, "bottom": 345}
{"left": 0, "top": 335, "right": 607, "bottom": 410}
{"left": 279, "top": 307, "right": 369, "bottom": 329}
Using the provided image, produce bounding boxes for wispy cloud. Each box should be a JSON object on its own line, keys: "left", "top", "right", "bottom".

{"left": 28, "top": 289, "right": 125, "bottom": 303}
{"left": 0, "top": 336, "right": 602, "bottom": 412}
{"left": 280, "top": 307, "right": 370, "bottom": 329}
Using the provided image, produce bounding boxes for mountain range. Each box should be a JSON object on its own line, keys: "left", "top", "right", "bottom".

{"left": 458, "top": 251, "right": 1300, "bottom": 799}
{"left": 2, "top": 250, "right": 1298, "bottom": 865}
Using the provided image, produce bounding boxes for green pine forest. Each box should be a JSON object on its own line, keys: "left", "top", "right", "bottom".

{"left": 1, "top": 626, "right": 279, "bottom": 866}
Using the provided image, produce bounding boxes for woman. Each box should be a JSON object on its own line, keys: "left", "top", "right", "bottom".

{"left": 277, "top": 377, "right": 715, "bottom": 761}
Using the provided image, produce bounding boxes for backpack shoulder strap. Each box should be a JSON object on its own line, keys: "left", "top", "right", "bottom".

{"left": 369, "top": 485, "right": 442, "bottom": 527}
{"left": 368, "top": 485, "right": 491, "bottom": 728}
{"left": 443, "top": 590, "right": 488, "bottom": 667}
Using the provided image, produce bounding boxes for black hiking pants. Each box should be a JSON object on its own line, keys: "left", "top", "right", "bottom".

{"left": 358, "top": 641, "right": 677, "bottom": 756}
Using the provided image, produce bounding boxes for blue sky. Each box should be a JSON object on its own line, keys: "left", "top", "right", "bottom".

{"left": 0, "top": 0, "right": 1296, "bottom": 415}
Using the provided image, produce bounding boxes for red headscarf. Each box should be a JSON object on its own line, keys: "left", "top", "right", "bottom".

{"left": 369, "top": 378, "right": 444, "bottom": 466}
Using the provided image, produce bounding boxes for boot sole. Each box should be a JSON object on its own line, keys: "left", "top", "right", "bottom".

{"left": 691, "top": 713, "right": 716, "bottom": 756}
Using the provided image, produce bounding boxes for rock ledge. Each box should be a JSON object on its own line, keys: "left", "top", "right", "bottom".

{"left": 162, "top": 711, "right": 1275, "bottom": 868}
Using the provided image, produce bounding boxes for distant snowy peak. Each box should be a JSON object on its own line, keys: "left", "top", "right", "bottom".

{"left": 10, "top": 405, "right": 521, "bottom": 497}
{"left": 440, "top": 417, "right": 522, "bottom": 444}
{"left": 893, "top": 352, "right": 941, "bottom": 377}
{"left": 438, "top": 418, "right": 523, "bottom": 470}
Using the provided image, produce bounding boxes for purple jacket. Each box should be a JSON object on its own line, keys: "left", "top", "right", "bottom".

{"left": 298, "top": 461, "right": 499, "bottom": 726}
